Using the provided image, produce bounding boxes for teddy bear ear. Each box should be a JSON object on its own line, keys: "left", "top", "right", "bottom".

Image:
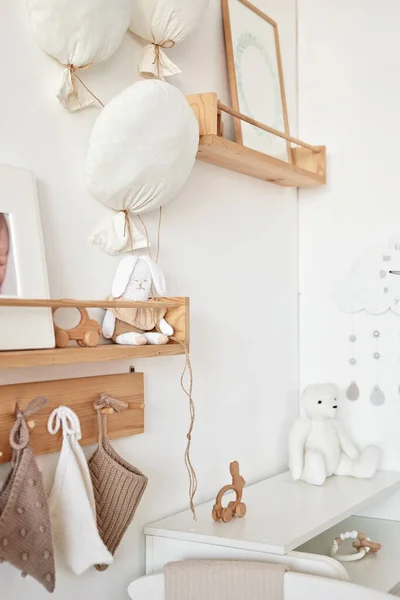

{"left": 301, "top": 385, "right": 313, "bottom": 398}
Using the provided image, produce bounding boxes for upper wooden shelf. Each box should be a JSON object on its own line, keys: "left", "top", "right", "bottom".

{"left": 187, "top": 93, "right": 326, "bottom": 188}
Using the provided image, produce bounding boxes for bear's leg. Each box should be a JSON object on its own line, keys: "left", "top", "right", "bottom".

{"left": 115, "top": 332, "right": 147, "bottom": 345}
{"left": 334, "top": 453, "right": 353, "bottom": 476}
{"left": 336, "top": 446, "right": 379, "bottom": 478}
{"left": 143, "top": 332, "right": 169, "bottom": 345}
{"left": 301, "top": 450, "right": 326, "bottom": 486}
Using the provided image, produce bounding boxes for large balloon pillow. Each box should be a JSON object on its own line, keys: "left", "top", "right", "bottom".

{"left": 86, "top": 80, "right": 199, "bottom": 254}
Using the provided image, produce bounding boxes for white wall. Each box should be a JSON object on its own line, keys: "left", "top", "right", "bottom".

{"left": 298, "top": 0, "right": 400, "bottom": 469}
{"left": 0, "top": 1, "right": 299, "bottom": 598}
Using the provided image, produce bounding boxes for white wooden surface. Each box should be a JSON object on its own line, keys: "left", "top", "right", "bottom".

{"left": 145, "top": 471, "right": 400, "bottom": 555}
{"left": 296, "top": 515, "right": 400, "bottom": 593}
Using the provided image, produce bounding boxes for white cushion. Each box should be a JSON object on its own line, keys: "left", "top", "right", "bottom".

{"left": 129, "top": 0, "right": 210, "bottom": 79}
{"left": 86, "top": 80, "right": 198, "bottom": 213}
{"left": 28, "top": 0, "right": 131, "bottom": 110}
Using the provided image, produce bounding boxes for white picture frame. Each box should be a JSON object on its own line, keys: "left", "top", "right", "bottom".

{"left": 0, "top": 164, "right": 55, "bottom": 351}
{"left": 222, "top": 0, "right": 291, "bottom": 162}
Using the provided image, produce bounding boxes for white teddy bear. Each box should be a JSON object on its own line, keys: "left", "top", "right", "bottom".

{"left": 289, "top": 383, "right": 379, "bottom": 486}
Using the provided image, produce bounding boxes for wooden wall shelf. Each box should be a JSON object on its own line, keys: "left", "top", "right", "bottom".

{"left": 0, "top": 297, "right": 189, "bottom": 369}
{"left": 187, "top": 93, "right": 326, "bottom": 188}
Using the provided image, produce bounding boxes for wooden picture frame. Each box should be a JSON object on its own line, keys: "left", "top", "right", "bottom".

{"left": 221, "top": 0, "right": 291, "bottom": 162}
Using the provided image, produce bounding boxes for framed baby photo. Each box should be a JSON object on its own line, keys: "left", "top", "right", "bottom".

{"left": 222, "top": 0, "right": 291, "bottom": 162}
{"left": 0, "top": 164, "right": 55, "bottom": 350}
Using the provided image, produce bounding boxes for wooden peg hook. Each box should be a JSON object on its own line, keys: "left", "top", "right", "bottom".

{"left": 27, "top": 420, "right": 36, "bottom": 429}
{"left": 101, "top": 407, "right": 114, "bottom": 415}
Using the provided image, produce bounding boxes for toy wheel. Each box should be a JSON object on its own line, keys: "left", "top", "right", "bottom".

{"left": 221, "top": 508, "right": 233, "bottom": 523}
{"left": 236, "top": 502, "right": 247, "bottom": 518}
{"left": 55, "top": 329, "right": 69, "bottom": 348}
{"left": 77, "top": 340, "right": 86, "bottom": 347}
{"left": 228, "top": 501, "right": 236, "bottom": 509}
{"left": 83, "top": 330, "right": 100, "bottom": 347}
{"left": 212, "top": 507, "right": 219, "bottom": 522}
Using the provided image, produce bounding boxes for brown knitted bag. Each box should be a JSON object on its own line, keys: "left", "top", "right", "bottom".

{"left": 0, "top": 397, "right": 55, "bottom": 592}
{"left": 88, "top": 395, "right": 148, "bottom": 571}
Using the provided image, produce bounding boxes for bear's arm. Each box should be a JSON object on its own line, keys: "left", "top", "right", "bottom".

{"left": 288, "top": 417, "right": 312, "bottom": 481}
{"left": 334, "top": 421, "right": 359, "bottom": 459}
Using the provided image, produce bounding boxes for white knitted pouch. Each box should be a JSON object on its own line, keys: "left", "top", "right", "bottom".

{"left": 47, "top": 407, "right": 113, "bottom": 575}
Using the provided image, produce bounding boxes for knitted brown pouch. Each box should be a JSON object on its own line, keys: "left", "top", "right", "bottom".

{"left": 0, "top": 397, "right": 55, "bottom": 592}
{"left": 88, "top": 395, "right": 148, "bottom": 571}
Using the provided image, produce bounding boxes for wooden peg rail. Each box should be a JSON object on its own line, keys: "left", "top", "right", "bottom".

{"left": 0, "top": 298, "right": 181, "bottom": 310}
{"left": 217, "top": 101, "right": 320, "bottom": 153}
{"left": 0, "top": 372, "right": 144, "bottom": 463}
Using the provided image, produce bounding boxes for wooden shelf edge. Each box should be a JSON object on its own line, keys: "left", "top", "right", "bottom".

{"left": 198, "top": 135, "right": 326, "bottom": 188}
{"left": 0, "top": 342, "right": 185, "bottom": 369}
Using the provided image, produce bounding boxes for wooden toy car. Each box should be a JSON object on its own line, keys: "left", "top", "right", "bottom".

{"left": 53, "top": 306, "right": 101, "bottom": 348}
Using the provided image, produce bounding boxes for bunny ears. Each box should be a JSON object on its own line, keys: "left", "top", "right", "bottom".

{"left": 111, "top": 255, "right": 166, "bottom": 298}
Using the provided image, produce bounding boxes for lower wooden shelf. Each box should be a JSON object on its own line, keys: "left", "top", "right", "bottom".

{"left": 0, "top": 341, "right": 185, "bottom": 369}
{"left": 0, "top": 296, "right": 189, "bottom": 369}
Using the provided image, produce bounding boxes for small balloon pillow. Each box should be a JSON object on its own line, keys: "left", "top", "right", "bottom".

{"left": 86, "top": 80, "right": 199, "bottom": 254}
{"left": 129, "top": 0, "right": 210, "bottom": 80}
{"left": 28, "top": 0, "right": 131, "bottom": 111}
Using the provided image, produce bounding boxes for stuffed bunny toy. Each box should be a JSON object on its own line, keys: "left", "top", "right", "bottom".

{"left": 102, "top": 255, "right": 174, "bottom": 345}
{"left": 288, "top": 383, "right": 379, "bottom": 486}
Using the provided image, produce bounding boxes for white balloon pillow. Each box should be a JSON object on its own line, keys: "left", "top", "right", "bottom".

{"left": 129, "top": 0, "right": 210, "bottom": 80}
{"left": 29, "top": 0, "right": 131, "bottom": 111}
{"left": 86, "top": 80, "right": 199, "bottom": 254}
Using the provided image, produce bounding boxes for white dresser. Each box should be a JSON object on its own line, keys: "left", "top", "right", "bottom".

{"left": 145, "top": 471, "right": 400, "bottom": 594}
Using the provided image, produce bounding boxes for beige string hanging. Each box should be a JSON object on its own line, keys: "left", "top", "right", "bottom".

{"left": 152, "top": 40, "right": 176, "bottom": 81}
{"left": 136, "top": 206, "right": 163, "bottom": 263}
{"left": 139, "top": 209, "right": 197, "bottom": 519}
{"left": 173, "top": 338, "right": 197, "bottom": 518}
{"left": 66, "top": 63, "right": 105, "bottom": 108}
{"left": 123, "top": 209, "right": 135, "bottom": 254}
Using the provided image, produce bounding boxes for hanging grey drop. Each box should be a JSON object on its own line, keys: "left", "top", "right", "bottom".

{"left": 346, "top": 382, "right": 360, "bottom": 401}
{"left": 370, "top": 386, "right": 385, "bottom": 406}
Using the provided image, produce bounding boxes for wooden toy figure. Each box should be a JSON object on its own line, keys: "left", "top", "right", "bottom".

{"left": 212, "top": 461, "right": 246, "bottom": 523}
